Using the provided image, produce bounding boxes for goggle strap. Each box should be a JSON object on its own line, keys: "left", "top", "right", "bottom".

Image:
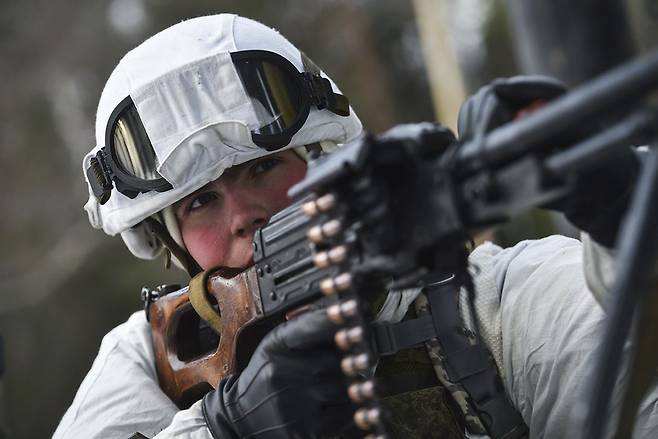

{"left": 301, "top": 52, "right": 350, "bottom": 117}
{"left": 86, "top": 148, "right": 113, "bottom": 205}
{"left": 303, "top": 72, "right": 350, "bottom": 117}
{"left": 114, "top": 180, "right": 140, "bottom": 200}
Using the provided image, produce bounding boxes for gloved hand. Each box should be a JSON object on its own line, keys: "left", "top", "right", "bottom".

{"left": 202, "top": 309, "right": 354, "bottom": 439}
{"left": 457, "top": 75, "right": 566, "bottom": 142}
{"left": 457, "top": 75, "right": 639, "bottom": 247}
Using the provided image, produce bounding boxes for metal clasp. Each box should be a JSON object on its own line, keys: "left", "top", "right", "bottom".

{"left": 140, "top": 284, "right": 181, "bottom": 322}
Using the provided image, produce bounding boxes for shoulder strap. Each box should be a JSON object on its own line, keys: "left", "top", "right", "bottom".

{"left": 418, "top": 279, "right": 529, "bottom": 439}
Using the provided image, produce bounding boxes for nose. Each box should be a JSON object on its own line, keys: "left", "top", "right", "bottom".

{"left": 224, "top": 184, "right": 269, "bottom": 239}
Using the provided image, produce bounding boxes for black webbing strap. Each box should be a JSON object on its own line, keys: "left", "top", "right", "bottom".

{"left": 425, "top": 280, "right": 528, "bottom": 439}
{"left": 372, "top": 314, "right": 437, "bottom": 356}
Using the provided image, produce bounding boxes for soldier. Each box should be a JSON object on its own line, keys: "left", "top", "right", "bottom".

{"left": 54, "top": 13, "right": 656, "bottom": 439}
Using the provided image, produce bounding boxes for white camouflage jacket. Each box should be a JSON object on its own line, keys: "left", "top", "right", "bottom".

{"left": 53, "top": 235, "right": 658, "bottom": 438}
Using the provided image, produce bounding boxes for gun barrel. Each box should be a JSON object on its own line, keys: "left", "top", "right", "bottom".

{"left": 544, "top": 110, "right": 658, "bottom": 175}
{"left": 456, "top": 49, "right": 658, "bottom": 175}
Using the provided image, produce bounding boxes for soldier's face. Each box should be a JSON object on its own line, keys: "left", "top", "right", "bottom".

{"left": 174, "top": 150, "right": 307, "bottom": 270}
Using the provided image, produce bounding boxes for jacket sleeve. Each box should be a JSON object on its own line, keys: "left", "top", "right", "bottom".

{"left": 52, "top": 311, "right": 215, "bottom": 439}
{"left": 469, "top": 235, "right": 658, "bottom": 438}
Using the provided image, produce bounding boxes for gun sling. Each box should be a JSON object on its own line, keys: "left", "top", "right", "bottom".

{"left": 372, "top": 280, "right": 528, "bottom": 439}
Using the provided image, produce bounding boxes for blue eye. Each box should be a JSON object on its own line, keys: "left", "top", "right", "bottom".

{"left": 189, "top": 192, "right": 217, "bottom": 211}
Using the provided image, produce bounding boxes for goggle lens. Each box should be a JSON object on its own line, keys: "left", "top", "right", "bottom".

{"left": 234, "top": 58, "right": 303, "bottom": 136}
{"left": 113, "top": 105, "right": 162, "bottom": 181}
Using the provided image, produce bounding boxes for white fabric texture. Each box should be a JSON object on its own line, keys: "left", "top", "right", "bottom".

{"left": 468, "top": 235, "right": 657, "bottom": 438}
{"left": 462, "top": 246, "right": 505, "bottom": 374}
{"left": 581, "top": 232, "right": 617, "bottom": 310}
{"left": 53, "top": 236, "right": 658, "bottom": 438}
{"left": 52, "top": 311, "right": 212, "bottom": 439}
{"left": 83, "top": 14, "right": 363, "bottom": 258}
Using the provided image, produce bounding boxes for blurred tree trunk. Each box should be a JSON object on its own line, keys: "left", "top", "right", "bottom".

{"left": 412, "top": 0, "right": 466, "bottom": 131}
{"left": 335, "top": 3, "right": 398, "bottom": 133}
{"left": 505, "top": 0, "right": 636, "bottom": 86}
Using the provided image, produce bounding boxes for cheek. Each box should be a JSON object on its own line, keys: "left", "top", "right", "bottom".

{"left": 181, "top": 216, "right": 255, "bottom": 270}
{"left": 181, "top": 223, "right": 229, "bottom": 270}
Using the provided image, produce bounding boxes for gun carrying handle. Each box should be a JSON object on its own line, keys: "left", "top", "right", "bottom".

{"left": 189, "top": 268, "right": 223, "bottom": 335}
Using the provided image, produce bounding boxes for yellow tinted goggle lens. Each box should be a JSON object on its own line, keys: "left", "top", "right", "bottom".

{"left": 112, "top": 105, "right": 162, "bottom": 181}
{"left": 234, "top": 58, "right": 303, "bottom": 136}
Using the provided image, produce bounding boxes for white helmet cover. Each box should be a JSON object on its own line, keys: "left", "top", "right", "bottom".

{"left": 83, "top": 14, "right": 362, "bottom": 259}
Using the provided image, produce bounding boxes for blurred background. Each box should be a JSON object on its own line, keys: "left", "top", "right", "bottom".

{"left": 1, "top": 0, "right": 657, "bottom": 437}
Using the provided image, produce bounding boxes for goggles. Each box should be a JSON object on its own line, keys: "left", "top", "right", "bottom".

{"left": 86, "top": 49, "right": 350, "bottom": 205}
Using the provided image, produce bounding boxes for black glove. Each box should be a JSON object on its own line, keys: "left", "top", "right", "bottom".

{"left": 202, "top": 309, "right": 354, "bottom": 439}
{"left": 458, "top": 76, "right": 639, "bottom": 247}
{"left": 457, "top": 75, "right": 566, "bottom": 142}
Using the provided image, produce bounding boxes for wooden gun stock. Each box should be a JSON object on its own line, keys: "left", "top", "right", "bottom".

{"left": 149, "top": 268, "right": 270, "bottom": 408}
{"left": 148, "top": 195, "right": 318, "bottom": 409}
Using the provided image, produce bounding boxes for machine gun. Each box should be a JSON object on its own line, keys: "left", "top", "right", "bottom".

{"left": 146, "top": 49, "right": 658, "bottom": 438}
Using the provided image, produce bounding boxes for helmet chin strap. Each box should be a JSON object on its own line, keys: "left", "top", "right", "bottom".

{"left": 143, "top": 216, "right": 202, "bottom": 277}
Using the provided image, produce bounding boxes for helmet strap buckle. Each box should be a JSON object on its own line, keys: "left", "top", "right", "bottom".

{"left": 86, "top": 148, "right": 114, "bottom": 205}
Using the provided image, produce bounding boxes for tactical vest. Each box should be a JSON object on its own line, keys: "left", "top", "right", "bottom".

{"left": 367, "top": 279, "right": 529, "bottom": 439}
